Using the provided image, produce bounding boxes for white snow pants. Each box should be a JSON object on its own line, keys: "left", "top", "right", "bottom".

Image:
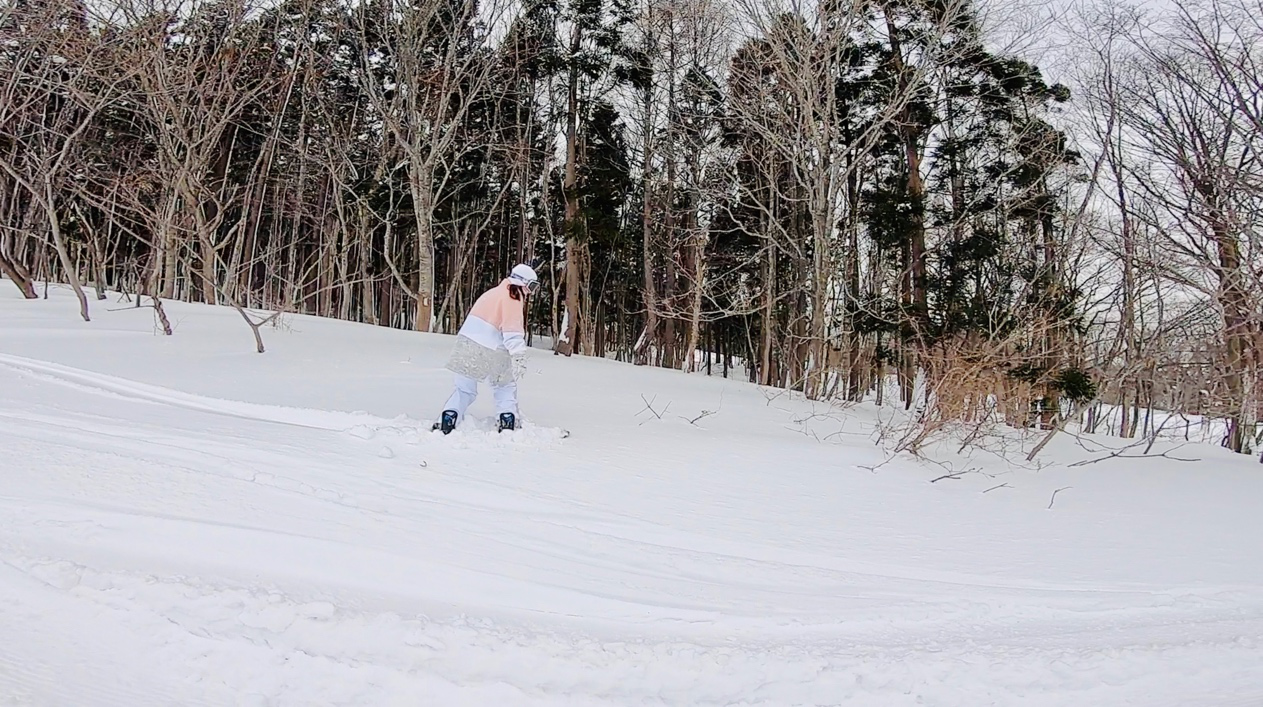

{"left": 443, "top": 373, "right": 518, "bottom": 421}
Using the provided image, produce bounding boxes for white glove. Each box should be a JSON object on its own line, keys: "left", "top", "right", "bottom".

{"left": 511, "top": 352, "right": 527, "bottom": 381}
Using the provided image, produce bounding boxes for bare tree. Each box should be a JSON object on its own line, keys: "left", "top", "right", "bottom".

{"left": 1069, "top": 0, "right": 1263, "bottom": 453}
{"left": 0, "top": 0, "right": 138, "bottom": 319}
{"left": 352, "top": 0, "right": 510, "bottom": 333}
{"left": 1121, "top": 19, "right": 1261, "bottom": 452}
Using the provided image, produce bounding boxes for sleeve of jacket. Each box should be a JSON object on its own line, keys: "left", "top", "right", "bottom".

{"left": 501, "top": 294, "right": 528, "bottom": 356}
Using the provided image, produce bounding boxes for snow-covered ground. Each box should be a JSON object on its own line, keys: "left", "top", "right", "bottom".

{"left": 2, "top": 286, "right": 1261, "bottom": 706}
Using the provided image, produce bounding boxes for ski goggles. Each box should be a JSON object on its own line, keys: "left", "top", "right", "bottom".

{"left": 511, "top": 276, "right": 540, "bottom": 294}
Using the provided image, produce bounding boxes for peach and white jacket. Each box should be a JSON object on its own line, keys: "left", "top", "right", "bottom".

{"left": 457, "top": 279, "right": 527, "bottom": 356}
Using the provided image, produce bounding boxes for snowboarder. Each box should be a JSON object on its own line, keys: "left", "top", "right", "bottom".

{"left": 432, "top": 264, "right": 539, "bottom": 434}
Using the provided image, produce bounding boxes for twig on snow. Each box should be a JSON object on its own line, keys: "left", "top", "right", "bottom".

{"left": 857, "top": 456, "right": 896, "bottom": 473}
{"left": 1047, "top": 486, "right": 1072, "bottom": 509}
{"left": 1068, "top": 444, "right": 1200, "bottom": 467}
{"left": 983, "top": 483, "right": 1011, "bottom": 493}
{"left": 636, "top": 395, "right": 671, "bottom": 425}
{"left": 680, "top": 409, "right": 717, "bottom": 426}
{"left": 925, "top": 456, "right": 993, "bottom": 483}
{"left": 678, "top": 392, "right": 723, "bottom": 427}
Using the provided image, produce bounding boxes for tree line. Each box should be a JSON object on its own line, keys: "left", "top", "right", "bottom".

{"left": 2, "top": 0, "right": 1260, "bottom": 455}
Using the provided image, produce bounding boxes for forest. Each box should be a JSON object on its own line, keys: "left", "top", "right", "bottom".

{"left": 2, "top": 0, "right": 1261, "bottom": 455}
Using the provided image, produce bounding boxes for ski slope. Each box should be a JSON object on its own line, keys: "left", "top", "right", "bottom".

{"left": 1, "top": 286, "right": 1261, "bottom": 706}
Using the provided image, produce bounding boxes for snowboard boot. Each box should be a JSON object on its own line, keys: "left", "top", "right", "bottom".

{"left": 432, "top": 410, "right": 458, "bottom": 435}
{"left": 497, "top": 412, "right": 516, "bottom": 432}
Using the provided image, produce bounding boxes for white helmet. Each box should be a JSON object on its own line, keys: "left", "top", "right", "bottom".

{"left": 509, "top": 263, "right": 539, "bottom": 292}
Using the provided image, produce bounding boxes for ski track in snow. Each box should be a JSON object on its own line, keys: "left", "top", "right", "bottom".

{"left": 2, "top": 290, "right": 1262, "bottom": 706}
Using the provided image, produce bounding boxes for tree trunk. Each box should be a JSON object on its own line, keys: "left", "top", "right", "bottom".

{"left": 904, "top": 130, "right": 928, "bottom": 328}
{"left": 411, "top": 170, "right": 436, "bottom": 333}
{"left": 684, "top": 228, "right": 705, "bottom": 372}
{"left": 760, "top": 244, "right": 776, "bottom": 387}
{"left": 807, "top": 206, "right": 830, "bottom": 399}
{"left": 42, "top": 180, "right": 90, "bottom": 322}
{"left": 845, "top": 157, "right": 862, "bottom": 400}
{"left": 637, "top": 79, "right": 659, "bottom": 365}
{"left": 1217, "top": 236, "right": 1255, "bottom": 453}
{"left": 885, "top": 8, "right": 928, "bottom": 407}
{"left": 199, "top": 226, "right": 217, "bottom": 305}
{"left": 556, "top": 21, "right": 583, "bottom": 357}
{"left": 158, "top": 190, "right": 180, "bottom": 299}
{"left": 0, "top": 251, "right": 37, "bottom": 299}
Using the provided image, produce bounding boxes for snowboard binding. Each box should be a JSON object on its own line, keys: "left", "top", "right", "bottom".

{"left": 432, "top": 409, "right": 458, "bottom": 435}
{"left": 497, "top": 412, "right": 516, "bottom": 432}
